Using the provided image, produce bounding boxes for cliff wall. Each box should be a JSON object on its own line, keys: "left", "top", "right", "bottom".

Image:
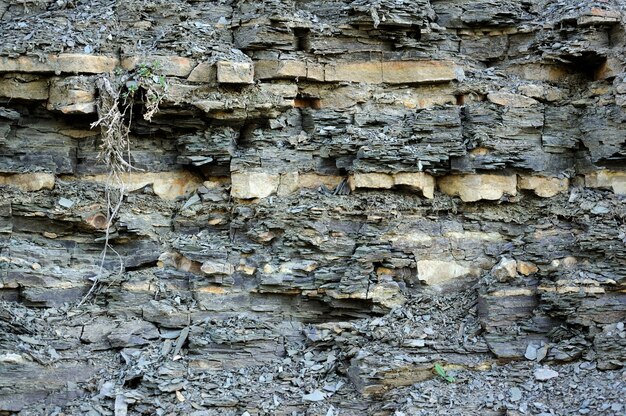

{"left": 0, "top": 0, "right": 625, "bottom": 415}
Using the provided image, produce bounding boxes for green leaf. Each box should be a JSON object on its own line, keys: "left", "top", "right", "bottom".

{"left": 434, "top": 363, "right": 455, "bottom": 383}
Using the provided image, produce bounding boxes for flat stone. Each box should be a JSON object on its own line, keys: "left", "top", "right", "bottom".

{"left": 488, "top": 91, "right": 539, "bottom": 107}
{"left": 517, "top": 261, "right": 538, "bottom": 276}
{"left": 584, "top": 170, "right": 626, "bottom": 195}
{"left": 0, "top": 74, "right": 49, "bottom": 100}
{"left": 349, "top": 172, "right": 434, "bottom": 198}
{"left": 0, "top": 173, "right": 55, "bottom": 191}
{"left": 416, "top": 259, "right": 477, "bottom": 285}
{"left": 518, "top": 175, "right": 569, "bottom": 197}
{"left": 0, "top": 54, "right": 118, "bottom": 74}
{"left": 231, "top": 172, "right": 280, "bottom": 199}
{"left": 122, "top": 56, "right": 196, "bottom": 77}
{"left": 509, "top": 387, "right": 523, "bottom": 402}
{"left": 492, "top": 257, "right": 517, "bottom": 282}
{"left": 382, "top": 60, "right": 457, "bottom": 84}
{"left": 187, "top": 62, "right": 216, "bottom": 82}
{"left": 302, "top": 390, "right": 325, "bottom": 402}
{"left": 534, "top": 367, "right": 559, "bottom": 381}
{"left": 80, "top": 171, "right": 202, "bottom": 200}
{"left": 438, "top": 174, "right": 517, "bottom": 202}
{"left": 325, "top": 61, "right": 382, "bottom": 83}
{"left": 201, "top": 260, "right": 235, "bottom": 276}
{"left": 216, "top": 61, "right": 254, "bottom": 84}
{"left": 47, "top": 76, "right": 96, "bottom": 114}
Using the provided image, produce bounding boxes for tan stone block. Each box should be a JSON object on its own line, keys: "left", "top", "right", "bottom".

{"left": 416, "top": 259, "right": 475, "bottom": 285}
{"left": 349, "top": 173, "right": 394, "bottom": 190}
{"left": 584, "top": 170, "right": 626, "bottom": 195}
{"left": 0, "top": 173, "right": 55, "bottom": 191}
{"left": 56, "top": 54, "right": 118, "bottom": 74}
{"left": 578, "top": 8, "right": 621, "bottom": 26}
{"left": 517, "top": 84, "right": 545, "bottom": 99}
{"left": 438, "top": 174, "right": 517, "bottom": 202}
{"left": 306, "top": 63, "right": 325, "bottom": 81}
{"left": 518, "top": 175, "right": 569, "bottom": 197}
{"left": 0, "top": 54, "right": 118, "bottom": 74}
{"left": 382, "top": 60, "right": 457, "bottom": 84}
{"left": 277, "top": 172, "right": 300, "bottom": 196}
{"left": 187, "top": 62, "right": 216, "bottom": 82}
{"left": 216, "top": 61, "right": 254, "bottom": 84}
{"left": 47, "top": 76, "right": 96, "bottom": 114}
{"left": 80, "top": 171, "right": 202, "bottom": 200}
{"left": 487, "top": 91, "right": 539, "bottom": 107}
{"left": 231, "top": 172, "right": 280, "bottom": 199}
{"left": 393, "top": 172, "right": 435, "bottom": 199}
{"left": 506, "top": 64, "right": 569, "bottom": 82}
{"left": 122, "top": 56, "right": 196, "bottom": 77}
{"left": 517, "top": 261, "right": 538, "bottom": 276}
{"left": 255, "top": 60, "right": 305, "bottom": 80}
{"left": 594, "top": 56, "right": 622, "bottom": 81}
{"left": 201, "top": 260, "right": 235, "bottom": 276}
{"left": 0, "top": 74, "right": 48, "bottom": 100}
{"left": 349, "top": 172, "right": 435, "bottom": 198}
{"left": 325, "top": 61, "right": 383, "bottom": 83}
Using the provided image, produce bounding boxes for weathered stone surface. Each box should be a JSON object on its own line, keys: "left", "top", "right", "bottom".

{"left": 216, "top": 61, "right": 254, "bottom": 84}
{"left": 349, "top": 172, "right": 435, "bottom": 198}
{"left": 585, "top": 170, "right": 626, "bottom": 195}
{"left": 487, "top": 91, "right": 539, "bottom": 108}
{"left": 79, "top": 172, "right": 202, "bottom": 200}
{"left": 438, "top": 174, "right": 517, "bottom": 202}
{"left": 416, "top": 260, "right": 478, "bottom": 285}
{"left": 518, "top": 175, "right": 569, "bottom": 197}
{"left": 0, "top": 173, "right": 55, "bottom": 191}
{"left": 0, "top": 74, "right": 48, "bottom": 100}
{"left": 47, "top": 76, "right": 96, "bottom": 114}
{"left": 231, "top": 172, "right": 280, "bottom": 199}
{"left": 325, "top": 60, "right": 457, "bottom": 84}
{"left": 1, "top": 1, "right": 625, "bottom": 414}
{"left": 0, "top": 54, "right": 118, "bottom": 74}
{"left": 121, "top": 56, "right": 196, "bottom": 77}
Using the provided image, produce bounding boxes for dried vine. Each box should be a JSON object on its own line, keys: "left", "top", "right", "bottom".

{"left": 77, "top": 63, "right": 167, "bottom": 307}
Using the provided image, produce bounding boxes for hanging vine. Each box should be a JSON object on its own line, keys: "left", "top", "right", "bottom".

{"left": 77, "top": 62, "right": 168, "bottom": 307}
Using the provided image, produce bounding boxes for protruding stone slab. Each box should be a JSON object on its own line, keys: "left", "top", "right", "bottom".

{"left": 79, "top": 171, "right": 202, "bottom": 200}
{"left": 416, "top": 260, "right": 478, "bottom": 285}
{"left": 47, "top": 76, "right": 96, "bottom": 114}
{"left": 255, "top": 60, "right": 325, "bottom": 82}
{"left": 121, "top": 56, "right": 196, "bottom": 77}
{"left": 487, "top": 91, "right": 539, "bottom": 107}
{"left": 0, "top": 74, "right": 48, "bottom": 100}
{"left": 201, "top": 260, "right": 235, "bottom": 276}
{"left": 0, "top": 54, "right": 118, "bottom": 74}
{"left": 0, "top": 173, "right": 55, "bottom": 191}
{"left": 518, "top": 175, "right": 569, "bottom": 197}
{"left": 438, "top": 174, "right": 517, "bottom": 202}
{"left": 349, "top": 172, "right": 435, "bottom": 198}
{"left": 231, "top": 172, "right": 280, "bottom": 199}
{"left": 382, "top": 60, "right": 457, "bottom": 84}
{"left": 325, "top": 61, "right": 382, "bottom": 83}
{"left": 584, "top": 170, "right": 626, "bottom": 195}
{"left": 187, "top": 62, "right": 217, "bottom": 82}
{"left": 324, "top": 60, "right": 457, "bottom": 84}
{"left": 216, "top": 61, "right": 254, "bottom": 84}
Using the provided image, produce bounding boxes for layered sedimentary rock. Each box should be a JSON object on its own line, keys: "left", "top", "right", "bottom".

{"left": 0, "top": 0, "right": 625, "bottom": 415}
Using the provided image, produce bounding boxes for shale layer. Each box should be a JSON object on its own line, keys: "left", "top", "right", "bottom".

{"left": 0, "top": 0, "right": 625, "bottom": 415}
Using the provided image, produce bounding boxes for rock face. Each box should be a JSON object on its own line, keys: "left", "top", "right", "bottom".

{"left": 0, "top": 0, "right": 625, "bottom": 415}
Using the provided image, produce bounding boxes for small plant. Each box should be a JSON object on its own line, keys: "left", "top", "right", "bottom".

{"left": 77, "top": 62, "right": 167, "bottom": 307}
{"left": 434, "top": 362, "right": 455, "bottom": 383}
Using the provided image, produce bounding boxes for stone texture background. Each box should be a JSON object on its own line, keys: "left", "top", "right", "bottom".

{"left": 0, "top": 0, "right": 625, "bottom": 415}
